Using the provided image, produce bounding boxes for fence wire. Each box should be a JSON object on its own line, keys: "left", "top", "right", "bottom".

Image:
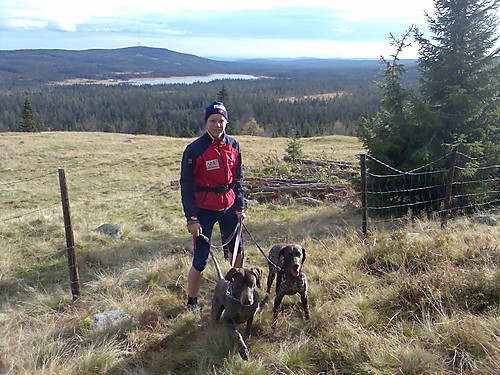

{"left": 2, "top": 151, "right": 499, "bottom": 288}
{"left": 365, "top": 152, "right": 500, "bottom": 227}
{"left": 0, "top": 164, "right": 180, "bottom": 292}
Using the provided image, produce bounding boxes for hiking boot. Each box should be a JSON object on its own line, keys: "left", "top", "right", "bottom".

{"left": 186, "top": 296, "right": 201, "bottom": 312}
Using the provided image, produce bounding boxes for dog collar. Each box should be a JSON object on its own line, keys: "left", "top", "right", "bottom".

{"left": 226, "top": 283, "right": 240, "bottom": 302}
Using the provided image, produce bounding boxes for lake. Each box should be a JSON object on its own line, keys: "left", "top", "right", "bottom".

{"left": 128, "top": 74, "right": 260, "bottom": 85}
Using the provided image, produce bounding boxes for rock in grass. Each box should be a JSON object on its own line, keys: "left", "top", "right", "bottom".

{"left": 92, "top": 223, "right": 124, "bottom": 239}
{"left": 83, "top": 309, "right": 131, "bottom": 331}
{"left": 471, "top": 215, "right": 498, "bottom": 226}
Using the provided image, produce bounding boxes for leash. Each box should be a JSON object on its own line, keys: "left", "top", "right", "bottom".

{"left": 199, "top": 222, "right": 241, "bottom": 280}
{"left": 242, "top": 223, "right": 283, "bottom": 271}
{"left": 231, "top": 219, "right": 243, "bottom": 268}
{"left": 198, "top": 221, "right": 284, "bottom": 278}
{"left": 208, "top": 248, "right": 224, "bottom": 280}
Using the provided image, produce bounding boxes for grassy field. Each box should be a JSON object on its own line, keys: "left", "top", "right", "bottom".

{"left": 0, "top": 132, "right": 499, "bottom": 374}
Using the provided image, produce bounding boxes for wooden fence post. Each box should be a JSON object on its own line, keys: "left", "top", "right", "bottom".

{"left": 58, "top": 167, "right": 80, "bottom": 301}
{"left": 441, "top": 147, "right": 458, "bottom": 228}
{"left": 360, "top": 153, "right": 368, "bottom": 235}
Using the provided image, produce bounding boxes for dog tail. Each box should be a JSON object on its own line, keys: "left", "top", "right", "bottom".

{"left": 210, "top": 250, "right": 224, "bottom": 280}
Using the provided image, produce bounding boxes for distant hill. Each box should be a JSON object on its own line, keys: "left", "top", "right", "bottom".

{"left": 0, "top": 46, "right": 408, "bottom": 88}
{"left": 0, "top": 46, "right": 250, "bottom": 87}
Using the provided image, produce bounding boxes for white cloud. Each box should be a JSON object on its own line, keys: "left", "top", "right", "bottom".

{"left": 333, "top": 27, "right": 354, "bottom": 33}
{"left": 149, "top": 36, "right": 420, "bottom": 59}
{"left": 7, "top": 19, "right": 48, "bottom": 30}
{"left": 3, "top": 0, "right": 435, "bottom": 28}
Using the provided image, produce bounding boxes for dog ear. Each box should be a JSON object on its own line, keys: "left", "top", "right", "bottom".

{"left": 301, "top": 247, "right": 306, "bottom": 263}
{"left": 250, "top": 267, "right": 262, "bottom": 289}
{"left": 278, "top": 246, "right": 288, "bottom": 262}
{"left": 225, "top": 267, "right": 239, "bottom": 281}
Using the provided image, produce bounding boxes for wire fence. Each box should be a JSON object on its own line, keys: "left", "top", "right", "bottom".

{"left": 361, "top": 149, "right": 500, "bottom": 231}
{"left": 1, "top": 148, "right": 499, "bottom": 296}
{"left": 1, "top": 152, "right": 498, "bottom": 229}
{"left": 0, "top": 162, "right": 179, "bottom": 298}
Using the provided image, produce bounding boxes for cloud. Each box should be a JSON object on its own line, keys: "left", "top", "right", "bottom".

{"left": 333, "top": 27, "right": 354, "bottom": 33}
{"left": 144, "top": 36, "right": 420, "bottom": 59}
{"left": 2, "top": 0, "right": 484, "bottom": 59}
{"left": 2, "top": 0, "right": 434, "bottom": 32}
{"left": 6, "top": 19, "right": 48, "bottom": 30}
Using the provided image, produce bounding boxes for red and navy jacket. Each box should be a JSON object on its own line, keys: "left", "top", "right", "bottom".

{"left": 180, "top": 131, "right": 244, "bottom": 221}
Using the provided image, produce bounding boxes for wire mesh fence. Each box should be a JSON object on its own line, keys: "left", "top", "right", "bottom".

{"left": 362, "top": 149, "right": 500, "bottom": 231}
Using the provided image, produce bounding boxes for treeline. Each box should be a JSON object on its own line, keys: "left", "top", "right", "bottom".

{"left": 0, "top": 74, "right": 387, "bottom": 137}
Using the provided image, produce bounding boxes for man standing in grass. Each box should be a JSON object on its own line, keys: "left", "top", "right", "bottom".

{"left": 180, "top": 101, "right": 245, "bottom": 309}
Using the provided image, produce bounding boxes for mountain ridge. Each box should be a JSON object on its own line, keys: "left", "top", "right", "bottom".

{"left": 0, "top": 46, "right": 394, "bottom": 88}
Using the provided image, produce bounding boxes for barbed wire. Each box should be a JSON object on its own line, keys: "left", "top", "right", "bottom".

{"left": 455, "top": 165, "right": 500, "bottom": 172}
{"left": 367, "top": 182, "right": 447, "bottom": 196}
{"left": 365, "top": 150, "right": 499, "bottom": 222}
{"left": 439, "top": 198, "right": 500, "bottom": 215}
{"left": 68, "top": 174, "right": 170, "bottom": 193}
{"left": 69, "top": 188, "right": 166, "bottom": 204}
{"left": 455, "top": 151, "right": 495, "bottom": 163}
{"left": 366, "top": 154, "right": 451, "bottom": 177}
{"left": 452, "top": 177, "right": 500, "bottom": 186}
{"left": 0, "top": 170, "right": 58, "bottom": 187}
{"left": 0, "top": 202, "right": 60, "bottom": 223}
{"left": 367, "top": 197, "right": 445, "bottom": 211}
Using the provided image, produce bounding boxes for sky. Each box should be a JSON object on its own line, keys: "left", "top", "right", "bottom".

{"left": 0, "top": 0, "right": 496, "bottom": 60}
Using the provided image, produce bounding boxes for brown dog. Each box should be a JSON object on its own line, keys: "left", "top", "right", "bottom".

{"left": 266, "top": 244, "right": 309, "bottom": 325}
{"left": 212, "top": 267, "right": 262, "bottom": 360}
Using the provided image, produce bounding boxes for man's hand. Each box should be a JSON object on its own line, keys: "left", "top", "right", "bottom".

{"left": 236, "top": 210, "right": 246, "bottom": 222}
{"left": 187, "top": 220, "right": 202, "bottom": 237}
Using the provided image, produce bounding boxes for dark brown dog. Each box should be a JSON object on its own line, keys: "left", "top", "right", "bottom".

{"left": 266, "top": 244, "right": 309, "bottom": 325}
{"left": 212, "top": 267, "right": 262, "bottom": 360}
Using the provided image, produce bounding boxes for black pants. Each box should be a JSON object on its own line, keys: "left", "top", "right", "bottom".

{"left": 192, "top": 205, "right": 243, "bottom": 271}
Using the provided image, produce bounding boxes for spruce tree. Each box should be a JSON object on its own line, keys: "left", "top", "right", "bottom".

{"left": 415, "top": 0, "right": 500, "bottom": 155}
{"left": 217, "top": 85, "right": 237, "bottom": 134}
{"left": 360, "top": 0, "right": 500, "bottom": 215}
{"left": 19, "top": 97, "right": 37, "bottom": 132}
{"left": 136, "top": 105, "right": 155, "bottom": 135}
{"left": 179, "top": 115, "right": 194, "bottom": 138}
{"left": 284, "top": 135, "right": 305, "bottom": 162}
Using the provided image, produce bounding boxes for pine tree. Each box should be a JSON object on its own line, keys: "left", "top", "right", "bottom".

{"left": 136, "top": 105, "right": 155, "bottom": 135}
{"left": 284, "top": 135, "right": 305, "bottom": 162}
{"left": 179, "top": 115, "right": 194, "bottom": 137}
{"left": 217, "top": 85, "right": 238, "bottom": 134}
{"left": 217, "top": 85, "right": 229, "bottom": 106}
{"left": 19, "top": 97, "right": 37, "bottom": 132}
{"left": 360, "top": 0, "right": 500, "bottom": 215}
{"left": 415, "top": 0, "right": 500, "bottom": 154}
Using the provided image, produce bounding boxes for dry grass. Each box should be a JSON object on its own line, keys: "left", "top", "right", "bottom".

{"left": 1, "top": 132, "right": 499, "bottom": 374}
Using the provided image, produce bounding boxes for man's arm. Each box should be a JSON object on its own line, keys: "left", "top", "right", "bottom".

{"left": 180, "top": 146, "right": 198, "bottom": 221}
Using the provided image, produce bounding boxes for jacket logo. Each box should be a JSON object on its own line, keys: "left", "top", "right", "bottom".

{"left": 205, "top": 159, "right": 220, "bottom": 171}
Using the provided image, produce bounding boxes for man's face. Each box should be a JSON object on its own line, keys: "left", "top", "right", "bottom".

{"left": 205, "top": 114, "right": 227, "bottom": 138}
